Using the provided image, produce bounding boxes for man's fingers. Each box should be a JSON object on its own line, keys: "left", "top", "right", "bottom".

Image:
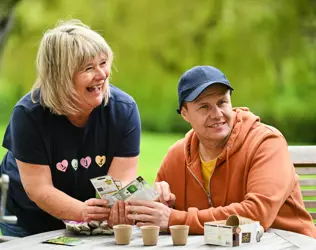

{"left": 127, "top": 212, "right": 153, "bottom": 222}
{"left": 159, "top": 197, "right": 168, "bottom": 206}
{"left": 154, "top": 182, "right": 162, "bottom": 194}
{"left": 170, "top": 193, "right": 176, "bottom": 201}
{"left": 161, "top": 183, "right": 171, "bottom": 201}
{"left": 154, "top": 183, "right": 162, "bottom": 201}
{"left": 155, "top": 181, "right": 172, "bottom": 203}
{"left": 126, "top": 204, "right": 155, "bottom": 215}
{"left": 127, "top": 199, "right": 156, "bottom": 208}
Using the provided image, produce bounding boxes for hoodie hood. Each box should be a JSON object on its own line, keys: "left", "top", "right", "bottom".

{"left": 183, "top": 107, "right": 260, "bottom": 166}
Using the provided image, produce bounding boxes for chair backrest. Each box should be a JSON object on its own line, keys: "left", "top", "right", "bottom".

{"left": 288, "top": 146, "right": 316, "bottom": 221}
{"left": 0, "top": 175, "right": 18, "bottom": 243}
{"left": 0, "top": 174, "right": 17, "bottom": 224}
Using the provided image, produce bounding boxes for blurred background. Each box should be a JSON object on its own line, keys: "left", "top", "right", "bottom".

{"left": 0, "top": 0, "right": 316, "bottom": 183}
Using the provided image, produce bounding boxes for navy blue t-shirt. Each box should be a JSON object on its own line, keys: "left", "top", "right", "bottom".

{"left": 0, "top": 84, "right": 141, "bottom": 234}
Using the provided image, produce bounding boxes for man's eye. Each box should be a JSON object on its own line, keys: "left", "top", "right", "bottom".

{"left": 219, "top": 100, "right": 226, "bottom": 105}
{"left": 199, "top": 105, "right": 208, "bottom": 109}
{"left": 100, "top": 61, "right": 106, "bottom": 66}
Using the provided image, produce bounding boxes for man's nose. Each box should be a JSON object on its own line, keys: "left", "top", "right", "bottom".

{"left": 209, "top": 106, "right": 222, "bottom": 119}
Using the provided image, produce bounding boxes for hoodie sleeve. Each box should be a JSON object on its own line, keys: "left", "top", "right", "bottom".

{"left": 168, "top": 134, "right": 296, "bottom": 234}
{"left": 155, "top": 164, "right": 166, "bottom": 182}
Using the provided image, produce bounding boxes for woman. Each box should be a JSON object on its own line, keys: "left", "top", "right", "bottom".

{"left": 0, "top": 20, "right": 140, "bottom": 236}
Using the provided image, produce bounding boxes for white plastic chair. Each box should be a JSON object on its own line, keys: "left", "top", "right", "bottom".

{"left": 0, "top": 174, "right": 18, "bottom": 242}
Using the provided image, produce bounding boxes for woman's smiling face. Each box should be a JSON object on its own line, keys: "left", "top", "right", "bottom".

{"left": 72, "top": 54, "right": 110, "bottom": 114}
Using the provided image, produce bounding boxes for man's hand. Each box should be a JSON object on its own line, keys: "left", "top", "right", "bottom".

{"left": 108, "top": 200, "right": 133, "bottom": 228}
{"left": 81, "top": 198, "right": 110, "bottom": 222}
{"left": 126, "top": 199, "right": 171, "bottom": 230}
{"left": 154, "top": 181, "right": 176, "bottom": 208}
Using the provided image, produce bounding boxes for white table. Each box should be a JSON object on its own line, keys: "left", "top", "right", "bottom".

{"left": 1, "top": 227, "right": 316, "bottom": 249}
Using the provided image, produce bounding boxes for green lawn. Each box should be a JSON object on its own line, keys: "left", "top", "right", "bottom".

{"left": 0, "top": 124, "right": 182, "bottom": 184}
{"left": 138, "top": 132, "right": 183, "bottom": 184}
{"left": 0, "top": 124, "right": 5, "bottom": 159}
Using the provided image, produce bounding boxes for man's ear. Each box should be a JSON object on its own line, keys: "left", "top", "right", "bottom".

{"left": 181, "top": 107, "right": 190, "bottom": 123}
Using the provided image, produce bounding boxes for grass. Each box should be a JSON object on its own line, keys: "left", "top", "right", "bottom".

{"left": 138, "top": 132, "right": 183, "bottom": 184}
{"left": 0, "top": 124, "right": 5, "bottom": 161}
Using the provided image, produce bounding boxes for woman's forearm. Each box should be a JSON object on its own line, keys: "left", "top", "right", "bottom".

{"left": 31, "top": 184, "right": 85, "bottom": 221}
{"left": 108, "top": 156, "right": 138, "bottom": 187}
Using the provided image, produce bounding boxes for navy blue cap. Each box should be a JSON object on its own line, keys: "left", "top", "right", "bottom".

{"left": 177, "top": 66, "right": 233, "bottom": 114}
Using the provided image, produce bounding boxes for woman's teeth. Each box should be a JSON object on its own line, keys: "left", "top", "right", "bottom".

{"left": 87, "top": 86, "right": 101, "bottom": 92}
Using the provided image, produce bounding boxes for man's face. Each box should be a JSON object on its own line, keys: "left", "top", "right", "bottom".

{"left": 181, "top": 84, "right": 234, "bottom": 145}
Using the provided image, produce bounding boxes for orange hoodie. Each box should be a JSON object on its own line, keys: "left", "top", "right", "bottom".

{"left": 156, "top": 108, "right": 316, "bottom": 238}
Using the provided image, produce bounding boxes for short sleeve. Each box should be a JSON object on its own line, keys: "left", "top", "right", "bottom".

{"left": 115, "top": 102, "right": 141, "bottom": 157}
{"left": 2, "top": 106, "right": 48, "bottom": 165}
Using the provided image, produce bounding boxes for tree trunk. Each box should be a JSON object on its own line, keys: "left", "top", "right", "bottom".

{"left": 0, "top": 0, "right": 21, "bottom": 58}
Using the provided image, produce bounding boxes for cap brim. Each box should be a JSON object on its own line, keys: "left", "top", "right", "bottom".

{"left": 183, "top": 81, "right": 233, "bottom": 102}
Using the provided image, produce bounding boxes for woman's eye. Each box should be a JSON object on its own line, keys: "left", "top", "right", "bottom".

{"left": 100, "top": 61, "right": 106, "bottom": 66}
{"left": 85, "top": 66, "right": 93, "bottom": 72}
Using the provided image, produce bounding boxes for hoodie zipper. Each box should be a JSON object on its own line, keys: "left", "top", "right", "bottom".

{"left": 187, "top": 165, "right": 214, "bottom": 207}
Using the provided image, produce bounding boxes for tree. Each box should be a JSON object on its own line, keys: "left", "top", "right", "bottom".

{"left": 0, "top": 0, "right": 315, "bottom": 142}
{"left": 0, "top": 0, "right": 21, "bottom": 59}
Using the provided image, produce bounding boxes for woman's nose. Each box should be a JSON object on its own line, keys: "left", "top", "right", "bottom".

{"left": 95, "top": 66, "right": 106, "bottom": 80}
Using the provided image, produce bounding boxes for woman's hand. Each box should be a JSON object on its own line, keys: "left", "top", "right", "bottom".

{"left": 108, "top": 200, "right": 133, "bottom": 228}
{"left": 81, "top": 198, "right": 111, "bottom": 222}
{"left": 154, "top": 181, "right": 176, "bottom": 208}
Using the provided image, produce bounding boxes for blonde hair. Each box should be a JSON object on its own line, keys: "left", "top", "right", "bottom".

{"left": 31, "top": 19, "right": 113, "bottom": 115}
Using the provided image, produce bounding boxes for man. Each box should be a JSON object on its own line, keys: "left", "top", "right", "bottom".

{"left": 126, "top": 65, "right": 316, "bottom": 238}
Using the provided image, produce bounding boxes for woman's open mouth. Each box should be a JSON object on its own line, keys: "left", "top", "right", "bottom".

{"left": 86, "top": 84, "right": 102, "bottom": 93}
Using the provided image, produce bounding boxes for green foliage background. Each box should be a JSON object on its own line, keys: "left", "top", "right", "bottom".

{"left": 1, "top": 0, "right": 316, "bottom": 142}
